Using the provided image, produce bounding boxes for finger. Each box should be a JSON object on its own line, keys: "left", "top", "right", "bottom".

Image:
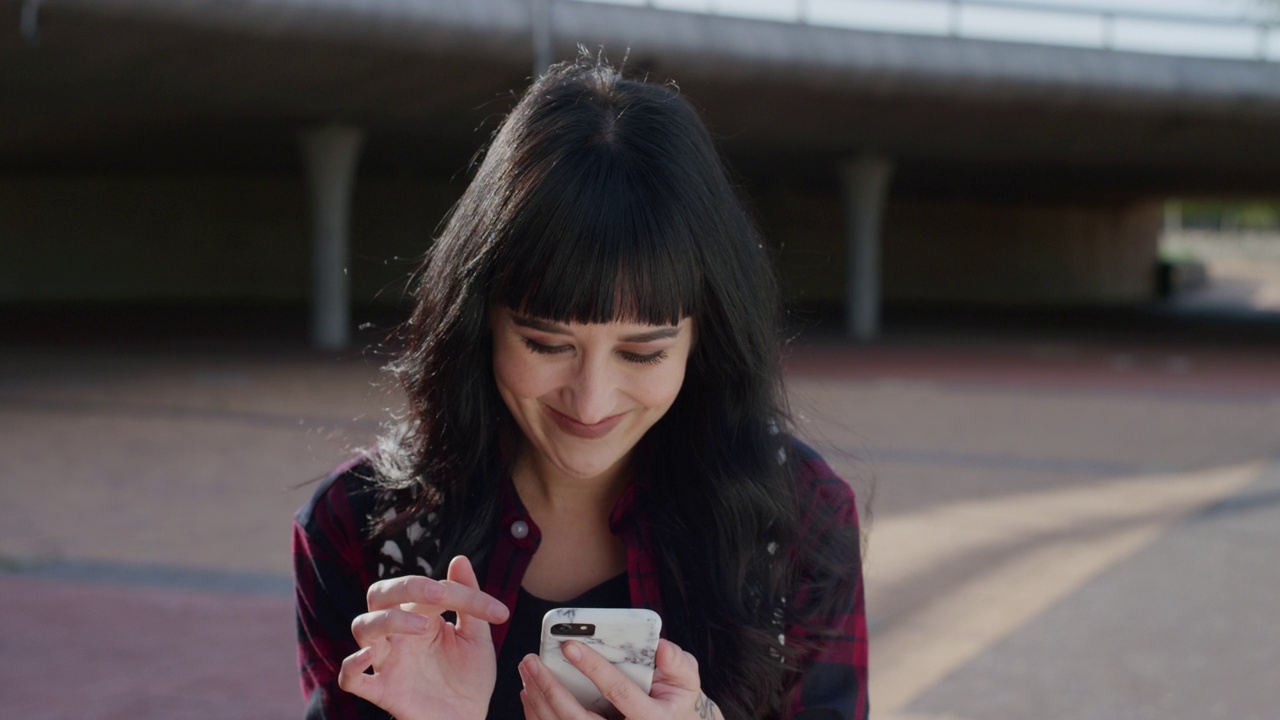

{"left": 560, "top": 641, "right": 654, "bottom": 718}
{"left": 520, "top": 686, "right": 563, "bottom": 720}
{"left": 447, "top": 554, "right": 480, "bottom": 588}
{"left": 520, "top": 689, "right": 539, "bottom": 720}
{"left": 366, "top": 573, "right": 508, "bottom": 623}
{"left": 366, "top": 575, "right": 434, "bottom": 611}
{"left": 651, "top": 638, "right": 701, "bottom": 692}
{"left": 521, "top": 654, "right": 604, "bottom": 720}
{"left": 337, "top": 646, "right": 381, "bottom": 705}
{"left": 518, "top": 662, "right": 553, "bottom": 720}
{"left": 447, "top": 556, "right": 505, "bottom": 640}
{"left": 518, "top": 656, "right": 557, "bottom": 720}
{"left": 349, "top": 607, "right": 436, "bottom": 646}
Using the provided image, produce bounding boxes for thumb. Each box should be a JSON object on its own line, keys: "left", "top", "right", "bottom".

{"left": 447, "top": 555, "right": 498, "bottom": 640}
{"left": 652, "top": 639, "right": 701, "bottom": 692}
{"left": 447, "top": 554, "right": 481, "bottom": 589}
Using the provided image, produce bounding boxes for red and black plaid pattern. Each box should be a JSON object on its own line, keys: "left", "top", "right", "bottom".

{"left": 786, "top": 442, "right": 870, "bottom": 719}
{"left": 293, "top": 442, "right": 867, "bottom": 719}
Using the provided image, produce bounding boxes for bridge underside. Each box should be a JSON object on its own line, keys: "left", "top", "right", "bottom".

{"left": 7, "top": 2, "right": 1280, "bottom": 195}
{"left": 4, "top": 1, "right": 1280, "bottom": 332}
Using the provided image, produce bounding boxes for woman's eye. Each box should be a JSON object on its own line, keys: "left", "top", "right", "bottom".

{"left": 621, "top": 350, "right": 668, "bottom": 366}
{"left": 521, "top": 337, "right": 571, "bottom": 355}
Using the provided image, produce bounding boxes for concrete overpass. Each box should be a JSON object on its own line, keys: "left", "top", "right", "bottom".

{"left": 4, "top": 0, "right": 1280, "bottom": 345}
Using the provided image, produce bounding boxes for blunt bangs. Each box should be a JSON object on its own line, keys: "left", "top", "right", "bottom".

{"left": 491, "top": 140, "right": 705, "bottom": 327}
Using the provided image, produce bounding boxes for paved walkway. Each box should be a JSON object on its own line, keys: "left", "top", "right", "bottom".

{"left": 2, "top": 307, "right": 1279, "bottom": 719}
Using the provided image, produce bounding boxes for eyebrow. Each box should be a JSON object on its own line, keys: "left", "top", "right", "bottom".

{"left": 512, "top": 315, "right": 682, "bottom": 342}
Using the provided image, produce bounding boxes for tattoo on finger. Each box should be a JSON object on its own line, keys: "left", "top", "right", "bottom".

{"left": 694, "top": 693, "right": 717, "bottom": 720}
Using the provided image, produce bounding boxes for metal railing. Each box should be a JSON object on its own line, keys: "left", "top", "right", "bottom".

{"left": 571, "top": 0, "right": 1279, "bottom": 62}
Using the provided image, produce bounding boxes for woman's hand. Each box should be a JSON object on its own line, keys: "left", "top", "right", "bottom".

{"left": 337, "top": 556, "right": 510, "bottom": 720}
{"left": 518, "top": 638, "right": 725, "bottom": 720}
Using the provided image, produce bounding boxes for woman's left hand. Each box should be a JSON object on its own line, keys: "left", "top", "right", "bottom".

{"left": 518, "top": 638, "right": 724, "bottom": 720}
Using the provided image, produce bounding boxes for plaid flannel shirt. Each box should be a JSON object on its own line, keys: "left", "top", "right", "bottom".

{"left": 292, "top": 440, "right": 868, "bottom": 720}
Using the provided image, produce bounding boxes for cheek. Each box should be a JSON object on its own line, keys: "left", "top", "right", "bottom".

{"left": 640, "top": 356, "right": 690, "bottom": 409}
{"left": 492, "top": 341, "right": 551, "bottom": 401}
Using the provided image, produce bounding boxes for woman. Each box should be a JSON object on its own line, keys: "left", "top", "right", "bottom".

{"left": 293, "top": 56, "right": 868, "bottom": 720}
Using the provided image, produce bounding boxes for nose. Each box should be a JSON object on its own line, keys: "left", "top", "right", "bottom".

{"left": 564, "top": 352, "right": 616, "bottom": 425}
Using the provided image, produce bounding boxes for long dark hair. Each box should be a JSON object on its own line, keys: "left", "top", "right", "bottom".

{"left": 375, "top": 55, "right": 858, "bottom": 719}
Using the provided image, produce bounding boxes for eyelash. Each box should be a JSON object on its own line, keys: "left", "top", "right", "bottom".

{"left": 520, "top": 338, "right": 667, "bottom": 366}
{"left": 622, "top": 349, "right": 668, "bottom": 366}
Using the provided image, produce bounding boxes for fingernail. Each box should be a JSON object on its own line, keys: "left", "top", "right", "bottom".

{"left": 562, "top": 641, "right": 582, "bottom": 662}
{"left": 410, "top": 614, "right": 431, "bottom": 632}
{"left": 490, "top": 601, "right": 509, "bottom": 619}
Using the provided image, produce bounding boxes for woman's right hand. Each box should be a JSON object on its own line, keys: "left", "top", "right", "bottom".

{"left": 338, "top": 555, "right": 510, "bottom": 720}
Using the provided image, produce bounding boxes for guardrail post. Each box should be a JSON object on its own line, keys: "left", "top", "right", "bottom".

{"left": 1101, "top": 12, "right": 1115, "bottom": 51}
{"left": 948, "top": 0, "right": 961, "bottom": 38}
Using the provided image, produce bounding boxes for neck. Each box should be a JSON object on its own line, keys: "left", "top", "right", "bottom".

{"left": 513, "top": 450, "right": 630, "bottom": 518}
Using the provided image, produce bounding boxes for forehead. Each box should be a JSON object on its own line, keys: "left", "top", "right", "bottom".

{"left": 499, "top": 281, "right": 694, "bottom": 329}
{"left": 500, "top": 307, "right": 690, "bottom": 336}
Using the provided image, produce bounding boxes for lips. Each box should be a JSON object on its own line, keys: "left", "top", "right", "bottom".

{"left": 546, "top": 406, "right": 625, "bottom": 440}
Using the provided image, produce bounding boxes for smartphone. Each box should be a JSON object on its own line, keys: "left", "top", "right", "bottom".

{"left": 539, "top": 607, "right": 662, "bottom": 716}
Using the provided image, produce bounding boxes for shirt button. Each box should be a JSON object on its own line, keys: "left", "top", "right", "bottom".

{"left": 510, "top": 520, "right": 529, "bottom": 539}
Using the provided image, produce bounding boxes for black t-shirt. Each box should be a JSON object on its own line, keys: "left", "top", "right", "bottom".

{"left": 488, "top": 573, "right": 630, "bottom": 719}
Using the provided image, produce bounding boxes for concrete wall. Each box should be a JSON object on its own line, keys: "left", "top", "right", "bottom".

{"left": 757, "top": 188, "right": 846, "bottom": 309}
{"left": 760, "top": 190, "right": 1162, "bottom": 307}
{"left": 0, "top": 175, "right": 454, "bottom": 305}
{"left": 1, "top": 175, "right": 1161, "bottom": 309}
{"left": 883, "top": 200, "right": 1162, "bottom": 305}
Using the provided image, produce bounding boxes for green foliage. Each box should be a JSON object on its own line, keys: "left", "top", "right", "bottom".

{"left": 1170, "top": 199, "right": 1280, "bottom": 231}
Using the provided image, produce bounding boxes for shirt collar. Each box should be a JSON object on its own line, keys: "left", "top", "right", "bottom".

{"left": 498, "top": 469, "right": 644, "bottom": 538}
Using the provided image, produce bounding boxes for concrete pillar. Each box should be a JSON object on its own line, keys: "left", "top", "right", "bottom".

{"left": 300, "top": 125, "right": 363, "bottom": 351}
{"left": 532, "top": 0, "right": 553, "bottom": 78}
{"left": 840, "top": 155, "right": 894, "bottom": 341}
{"left": 21, "top": 0, "right": 42, "bottom": 45}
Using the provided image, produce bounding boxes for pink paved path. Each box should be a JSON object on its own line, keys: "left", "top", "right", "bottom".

{"left": 0, "top": 576, "right": 299, "bottom": 719}
{"left": 3, "top": 319, "right": 1278, "bottom": 719}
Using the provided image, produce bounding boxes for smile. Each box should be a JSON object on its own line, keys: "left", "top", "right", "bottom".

{"left": 546, "top": 406, "right": 626, "bottom": 440}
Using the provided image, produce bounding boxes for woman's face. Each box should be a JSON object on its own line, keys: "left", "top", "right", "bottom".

{"left": 490, "top": 306, "right": 694, "bottom": 483}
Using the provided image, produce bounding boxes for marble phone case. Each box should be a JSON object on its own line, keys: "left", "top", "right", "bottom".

{"left": 539, "top": 607, "right": 662, "bottom": 716}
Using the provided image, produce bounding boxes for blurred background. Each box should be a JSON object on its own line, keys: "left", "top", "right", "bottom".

{"left": 2, "top": 1, "right": 1279, "bottom": 718}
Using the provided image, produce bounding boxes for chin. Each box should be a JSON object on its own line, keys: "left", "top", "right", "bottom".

{"left": 552, "top": 448, "right": 629, "bottom": 481}
{"left": 559, "top": 459, "right": 621, "bottom": 480}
